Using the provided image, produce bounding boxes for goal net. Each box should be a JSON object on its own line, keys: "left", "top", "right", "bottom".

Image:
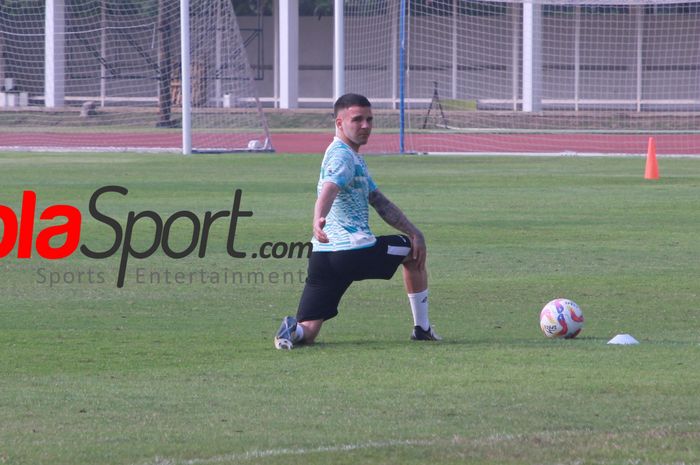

{"left": 344, "top": 0, "right": 700, "bottom": 155}
{"left": 0, "top": 0, "right": 271, "bottom": 153}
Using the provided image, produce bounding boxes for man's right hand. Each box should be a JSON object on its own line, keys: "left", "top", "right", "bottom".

{"left": 313, "top": 182, "right": 340, "bottom": 244}
{"left": 314, "top": 216, "right": 329, "bottom": 243}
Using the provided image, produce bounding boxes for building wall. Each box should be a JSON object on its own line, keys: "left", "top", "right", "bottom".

{"left": 239, "top": 9, "right": 700, "bottom": 109}
{"left": 1, "top": 7, "right": 698, "bottom": 110}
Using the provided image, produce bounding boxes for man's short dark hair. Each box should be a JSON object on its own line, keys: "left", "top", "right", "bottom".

{"left": 333, "top": 93, "right": 371, "bottom": 117}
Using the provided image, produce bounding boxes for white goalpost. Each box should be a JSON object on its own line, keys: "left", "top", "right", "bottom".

{"left": 180, "top": 0, "right": 192, "bottom": 154}
{"left": 0, "top": 0, "right": 271, "bottom": 154}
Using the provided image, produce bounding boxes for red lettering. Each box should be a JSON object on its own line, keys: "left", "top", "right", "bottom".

{"left": 35, "top": 205, "right": 82, "bottom": 259}
{"left": 0, "top": 191, "right": 81, "bottom": 260}
{"left": 0, "top": 205, "right": 18, "bottom": 258}
{"left": 18, "top": 190, "right": 36, "bottom": 258}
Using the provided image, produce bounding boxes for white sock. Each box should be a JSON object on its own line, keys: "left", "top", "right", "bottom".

{"left": 293, "top": 324, "right": 304, "bottom": 343}
{"left": 408, "top": 289, "right": 430, "bottom": 331}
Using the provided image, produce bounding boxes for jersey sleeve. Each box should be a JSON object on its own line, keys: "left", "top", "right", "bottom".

{"left": 322, "top": 148, "right": 355, "bottom": 188}
{"left": 366, "top": 170, "right": 378, "bottom": 192}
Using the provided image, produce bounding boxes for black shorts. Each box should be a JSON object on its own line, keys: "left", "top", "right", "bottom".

{"left": 296, "top": 235, "right": 412, "bottom": 322}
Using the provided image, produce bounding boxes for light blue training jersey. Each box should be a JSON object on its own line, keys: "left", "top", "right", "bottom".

{"left": 311, "top": 137, "right": 378, "bottom": 252}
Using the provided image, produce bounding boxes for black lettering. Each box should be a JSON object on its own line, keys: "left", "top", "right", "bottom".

{"left": 162, "top": 211, "right": 200, "bottom": 258}
{"left": 80, "top": 185, "right": 127, "bottom": 258}
{"left": 117, "top": 210, "right": 163, "bottom": 288}
{"left": 226, "top": 189, "right": 253, "bottom": 259}
{"left": 199, "top": 210, "right": 230, "bottom": 257}
{"left": 271, "top": 242, "right": 288, "bottom": 259}
{"left": 287, "top": 241, "right": 313, "bottom": 259}
{"left": 259, "top": 241, "right": 274, "bottom": 258}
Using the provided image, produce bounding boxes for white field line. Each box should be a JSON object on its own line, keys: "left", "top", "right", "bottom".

{"left": 137, "top": 439, "right": 437, "bottom": 465}
{"left": 0, "top": 145, "right": 182, "bottom": 154}
{"left": 135, "top": 427, "right": 700, "bottom": 465}
{"left": 419, "top": 152, "right": 700, "bottom": 158}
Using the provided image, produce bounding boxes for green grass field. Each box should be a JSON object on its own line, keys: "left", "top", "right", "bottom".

{"left": 1, "top": 151, "right": 699, "bottom": 465}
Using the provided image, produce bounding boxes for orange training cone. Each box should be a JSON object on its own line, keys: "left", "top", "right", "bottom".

{"left": 644, "top": 137, "right": 659, "bottom": 180}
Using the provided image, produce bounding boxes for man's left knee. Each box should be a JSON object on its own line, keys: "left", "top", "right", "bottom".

{"left": 402, "top": 255, "right": 420, "bottom": 268}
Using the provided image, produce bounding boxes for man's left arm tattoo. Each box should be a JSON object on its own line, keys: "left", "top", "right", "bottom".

{"left": 368, "top": 190, "right": 421, "bottom": 237}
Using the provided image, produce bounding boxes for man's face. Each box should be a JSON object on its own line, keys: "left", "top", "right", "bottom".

{"left": 336, "top": 105, "right": 373, "bottom": 150}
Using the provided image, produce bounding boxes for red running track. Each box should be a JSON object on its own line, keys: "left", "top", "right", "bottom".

{"left": 1, "top": 132, "right": 698, "bottom": 155}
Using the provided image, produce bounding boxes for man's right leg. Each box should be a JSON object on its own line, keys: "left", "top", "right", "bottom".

{"left": 274, "top": 317, "right": 323, "bottom": 350}
{"left": 274, "top": 252, "right": 351, "bottom": 350}
{"left": 298, "top": 319, "right": 323, "bottom": 343}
